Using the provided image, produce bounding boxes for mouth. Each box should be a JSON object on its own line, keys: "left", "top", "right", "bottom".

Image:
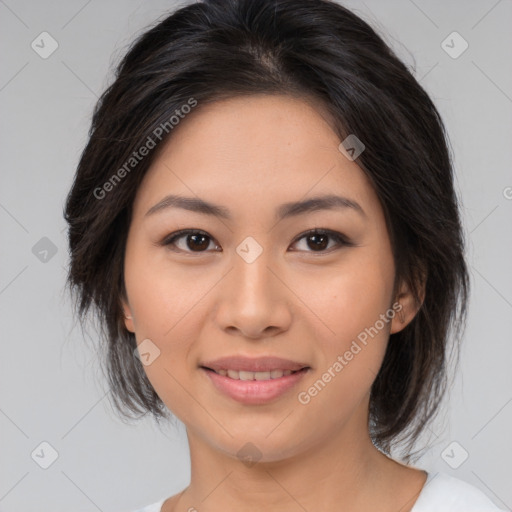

{"left": 200, "top": 367, "right": 308, "bottom": 380}
{"left": 200, "top": 365, "right": 311, "bottom": 405}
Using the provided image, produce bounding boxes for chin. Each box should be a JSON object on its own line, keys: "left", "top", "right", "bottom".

{"left": 198, "top": 422, "right": 320, "bottom": 465}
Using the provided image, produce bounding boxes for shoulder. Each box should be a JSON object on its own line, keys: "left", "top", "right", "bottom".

{"left": 131, "top": 490, "right": 183, "bottom": 512}
{"left": 412, "top": 472, "right": 507, "bottom": 512}
{"left": 131, "top": 499, "right": 166, "bottom": 512}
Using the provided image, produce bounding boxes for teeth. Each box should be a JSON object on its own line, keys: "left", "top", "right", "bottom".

{"left": 215, "top": 369, "right": 296, "bottom": 380}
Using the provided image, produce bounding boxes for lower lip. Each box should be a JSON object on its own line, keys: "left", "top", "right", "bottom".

{"left": 201, "top": 368, "right": 309, "bottom": 405}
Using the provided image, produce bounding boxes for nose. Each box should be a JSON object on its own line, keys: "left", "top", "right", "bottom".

{"left": 213, "top": 245, "right": 293, "bottom": 340}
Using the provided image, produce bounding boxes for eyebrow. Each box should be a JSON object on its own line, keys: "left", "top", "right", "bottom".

{"left": 145, "top": 193, "right": 365, "bottom": 220}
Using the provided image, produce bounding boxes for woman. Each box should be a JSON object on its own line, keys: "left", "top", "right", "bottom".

{"left": 63, "top": 0, "right": 506, "bottom": 510}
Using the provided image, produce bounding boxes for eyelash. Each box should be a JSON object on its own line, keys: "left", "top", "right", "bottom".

{"left": 160, "top": 228, "right": 353, "bottom": 254}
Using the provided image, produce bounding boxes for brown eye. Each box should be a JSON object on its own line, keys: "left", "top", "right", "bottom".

{"left": 161, "top": 228, "right": 351, "bottom": 255}
{"left": 162, "top": 230, "right": 219, "bottom": 253}
{"left": 184, "top": 233, "right": 210, "bottom": 251}
{"left": 291, "top": 229, "right": 351, "bottom": 253}
{"left": 304, "top": 232, "right": 329, "bottom": 251}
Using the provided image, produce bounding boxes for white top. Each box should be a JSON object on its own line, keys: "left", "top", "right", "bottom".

{"left": 132, "top": 472, "right": 508, "bottom": 511}
{"left": 411, "top": 472, "right": 507, "bottom": 511}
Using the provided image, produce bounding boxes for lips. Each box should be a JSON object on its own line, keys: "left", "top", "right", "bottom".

{"left": 199, "top": 355, "right": 311, "bottom": 404}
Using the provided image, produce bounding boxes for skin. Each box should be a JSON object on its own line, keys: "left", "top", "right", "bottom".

{"left": 122, "top": 94, "right": 427, "bottom": 512}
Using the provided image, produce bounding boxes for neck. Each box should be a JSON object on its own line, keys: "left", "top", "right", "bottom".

{"left": 177, "top": 405, "right": 412, "bottom": 511}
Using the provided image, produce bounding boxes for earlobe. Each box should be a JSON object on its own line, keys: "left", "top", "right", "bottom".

{"left": 390, "top": 281, "right": 424, "bottom": 335}
{"left": 122, "top": 300, "right": 135, "bottom": 333}
{"left": 389, "top": 297, "right": 408, "bottom": 334}
{"left": 390, "top": 297, "right": 410, "bottom": 334}
{"left": 397, "top": 306, "right": 405, "bottom": 324}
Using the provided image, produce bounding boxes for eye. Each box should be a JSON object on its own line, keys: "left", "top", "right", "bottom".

{"left": 161, "top": 229, "right": 220, "bottom": 253}
{"left": 160, "top": 228, "right": 352, "bottom": 254}
{"left": 290, "top": 228, "right": 352, "bottom": 253}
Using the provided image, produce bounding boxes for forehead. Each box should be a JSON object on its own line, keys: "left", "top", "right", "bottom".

{"left": 165, "top": 93, "right": 341, "bottom": 160}
{"left": 132, "top": 94, "right": 379, "bottom": 222}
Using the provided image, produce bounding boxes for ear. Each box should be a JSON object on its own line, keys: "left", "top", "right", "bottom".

{"left": 121, "top": 298, "right": 135, "bottom": 333}
{"left": 390, "top": 275, "right": 425, "bottom": 335}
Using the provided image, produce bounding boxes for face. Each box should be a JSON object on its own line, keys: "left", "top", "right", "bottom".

{"left": 122, "top": 94, "right": 411, "bottom": 462}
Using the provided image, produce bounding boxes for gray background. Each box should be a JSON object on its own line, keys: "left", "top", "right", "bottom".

{"left": 1, "top": 0, "right": 511, "bottom": 510}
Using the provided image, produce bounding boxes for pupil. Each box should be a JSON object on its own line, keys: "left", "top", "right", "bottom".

{"left": 308, "top": 233, "right": 328, "bottom": 251}
{"left": 185, "top": 233, "right": 329, "bottom": 251}
{"left": 188, "top": 234, "right": 209, "bottom": 251}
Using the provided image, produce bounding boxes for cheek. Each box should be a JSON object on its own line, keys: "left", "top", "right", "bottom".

{"left": 292, "top": 254, "right": 393, "bottom": 406}
{"left": 123, "top": 247, "right": 216, "bottom": 414}
{"left": 296, "top": 287, "right": 391, "bottom": 425}
{"left": 293, "top": 251, "right": 394, "bottom": 345}
{"left": 124, "top": 243, "right": 212, "bottom": 340}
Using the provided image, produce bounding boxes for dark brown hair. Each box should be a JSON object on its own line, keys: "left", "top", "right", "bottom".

{"left": 63, "top": 0, "right": 469, "bottom": 459}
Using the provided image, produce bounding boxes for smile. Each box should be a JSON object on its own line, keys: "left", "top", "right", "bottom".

{"left": 201, "top": 367, "right": 310, "bottom": 404}
{"left": 208, "top": 368, "right": 299, "bottom": 380}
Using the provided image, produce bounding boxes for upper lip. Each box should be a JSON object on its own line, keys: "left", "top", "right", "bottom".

{"left": 200, "top": 356, "right": 310, "bottom": 372}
